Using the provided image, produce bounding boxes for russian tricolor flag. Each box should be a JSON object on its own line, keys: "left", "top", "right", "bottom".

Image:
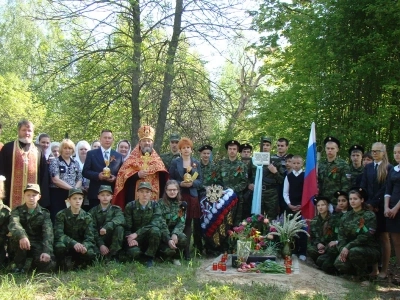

{"left": 301, "top": 122, "right": 317, "bottom": 222}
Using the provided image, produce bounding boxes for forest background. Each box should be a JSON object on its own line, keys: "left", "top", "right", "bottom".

{"left": 0, "top": 0, "right": 399, "bottom": 161}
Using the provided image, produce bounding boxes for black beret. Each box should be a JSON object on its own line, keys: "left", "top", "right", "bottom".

{"left": 323, "top": 136, "right": 340, "bottom": 148}
{"left": 313, "top": 196, "right": 331, "bottom": 206}
{"left": 348, "top": 145, "right": 364, "bottom": 155}
{"left": 198, "top": 145, "right": 213, "bottom": 152}
{"left": 334, "top": 190, "right": 348, "bottom": 199}
{"left": 239, "top": 143, "right": 253, "bottom": 152}
{"left": 225, "top": 140, "right": 240, "bottom": 149}
{"left": 349, "top": 186, "right": 367, "bottom": 200}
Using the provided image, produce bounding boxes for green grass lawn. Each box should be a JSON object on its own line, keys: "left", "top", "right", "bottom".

{"left": 0, "top": 259, "right": 395, "bottom": 300}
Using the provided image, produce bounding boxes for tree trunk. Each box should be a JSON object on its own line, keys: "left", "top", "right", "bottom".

{"left": 154, "top": 0, "right": 183, "bottom": 152}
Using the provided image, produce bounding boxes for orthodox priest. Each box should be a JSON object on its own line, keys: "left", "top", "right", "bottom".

{"left": 0, "top": 119, "right": 49, "bottom": 208}
{"left": 112, "top": 125, "right": 168, "bottom": 209}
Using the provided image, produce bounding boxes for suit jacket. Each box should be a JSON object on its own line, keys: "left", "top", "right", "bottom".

{"left": 82, "top": 148, "right": 123, "bottom": 199}
{"left": 360, "top": 163, "right": 393, "bottom": 208}
{"left": 169, "top": 157, "right": 202, "bottom": 197}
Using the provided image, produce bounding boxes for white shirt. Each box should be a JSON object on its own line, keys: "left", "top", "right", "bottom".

{"left": 283, "top": 169, "right": 303, "bottom": 205}
{"left": 100, "top": 146, "right": 111, "bottom": 159}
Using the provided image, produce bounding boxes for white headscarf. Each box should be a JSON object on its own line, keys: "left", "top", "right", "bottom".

{"left": 116, "top": 139, "right": 132, "bottom": 161}
{"left": 75, "top": 140, "right": 91, "bottom": 171}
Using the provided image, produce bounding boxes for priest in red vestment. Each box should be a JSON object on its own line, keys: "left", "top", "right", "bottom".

{"left": 0, "top": 120, "right": 49, "bottom": 208}
{"left": 113, "top": 125, "right": 168, "bottom": 209}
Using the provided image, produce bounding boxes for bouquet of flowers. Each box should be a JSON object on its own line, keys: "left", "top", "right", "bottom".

{"left": 268, "top": 211, "right": 309, "bottom": 244}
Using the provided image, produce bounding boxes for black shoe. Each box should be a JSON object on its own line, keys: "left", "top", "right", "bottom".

{"left": 146, "top": 259, "right": 154, "bottom": 268}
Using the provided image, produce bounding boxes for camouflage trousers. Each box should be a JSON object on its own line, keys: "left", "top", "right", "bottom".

{"left": 233, "top": 193, "right": 244, "bottom": 226}
{"left": 316, "top": 246, "right": 340, "bottom": 274}
{"left": 54, "top": 241, "right": 97, "bottom": 267}
{"left": 97, "top": 225, "right": 124, "bottom": 257}
{"left": 0, "top": 241, "right": 7, "bottom": 268}
{"left": 158, "top": 232, "right": 187, "bottom": 259}
{"left": 261, "top": 188, "right": 279, "bottom": 221}
{"left": 8, "top": 238, "right": 55, "bottom": 272}
{"left": 125, "top": 226, "right": 161, "bottom": 260}
{"left": 334, "top": 246, "right": 380, "bottom": 276}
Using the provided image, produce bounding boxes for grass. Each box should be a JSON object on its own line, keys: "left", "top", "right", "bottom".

{"left": 0, "top": 259, "right": 398, "bottom": 300}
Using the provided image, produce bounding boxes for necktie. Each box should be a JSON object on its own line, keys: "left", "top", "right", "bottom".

{"left": 104, "top": 151, "right": 109, "bottom": 160}
{"left": 374, "top": 163, "right": 378, "bottom": 171}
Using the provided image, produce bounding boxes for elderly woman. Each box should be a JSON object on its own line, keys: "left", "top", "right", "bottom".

{"left": 169, "top": 138, "right": 202, "bottom": 260}
{"left": 75, "top": 140, "right": 91, "bottom": 203}
{"left": 49, "top": 139, "right": 82, "bottom": 222}
{"left": 50, "top": 142, "right": 60, "bottom": 158}
{"left": 116, "top": 139, "right": 131, "bottom": 162}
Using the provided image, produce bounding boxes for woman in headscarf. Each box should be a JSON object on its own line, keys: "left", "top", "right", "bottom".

{"left": 116, "top": 139, "right": 131, "bottom": 162}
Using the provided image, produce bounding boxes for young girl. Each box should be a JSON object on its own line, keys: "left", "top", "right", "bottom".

{"left": 334, "top": 188, "right": 380, "bottom": 281}
{"left": 157, "top": 180, "right": 187, "bottom": 266}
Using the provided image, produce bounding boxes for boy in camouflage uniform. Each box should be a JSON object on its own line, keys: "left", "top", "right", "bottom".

{"left": 89, "top": 185, "right": 125, "bottom": 261}
{"left": 8, "top": 184, "right": 54, "bottom": 273}
{"left": 215, "top": 140, "right": 248, "bottom": 225}
{"left": 318, "top": 136, "right": 350, "bottom": 205}
{"left": 54, "top": 188, "right": 97, "bottom": 270}
{"left": 124, "top": 182, "right": 163, "bottom": 267}
{"left": 160, "top": 134, "right": 181, "bottom": 170}
{"left": 0, "top": 176, "right": 11, "bottom": 268}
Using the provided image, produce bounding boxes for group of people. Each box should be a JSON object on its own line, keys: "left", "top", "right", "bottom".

{"left": 0, "top": 119, "right": 399, "bottom": 282}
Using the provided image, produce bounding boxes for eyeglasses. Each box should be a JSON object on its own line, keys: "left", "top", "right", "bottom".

{"left": 371, "top": 150, "right": 382, "bottom": 154}
{"left": 166, "top": 189, "right": 178, "bottom": 192}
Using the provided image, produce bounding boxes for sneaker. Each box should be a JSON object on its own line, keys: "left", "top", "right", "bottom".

{"left": 172, "top": 259, "right": 181, "bottom": 266}
{"left": 146, "top": 259, "right": 154, "bottom": 268}
{"left": 299, "top": 255, "right": 307, "bottom": 261}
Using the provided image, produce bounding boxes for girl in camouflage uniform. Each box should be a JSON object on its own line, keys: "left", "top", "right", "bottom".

{"left": 158, "top": 180, "right": 187, "bottom": 266}
{"left": 333, "top": 188, "right": 380, "bottom": 279}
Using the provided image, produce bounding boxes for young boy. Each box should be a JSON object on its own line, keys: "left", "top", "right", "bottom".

{"left": 89, "top": 185, "right": 125, "bottom": 261}
{"left": 282, "top": 155, "right": 308, "bottom": 261}
{"left": 0, "top": 176, "right": 11, "bottom": 268}
{"left": 124, "top": 182, "right": 163, "bottom": 267}
{"left": 8, "top": 183, "right": 54, "bottom": 273}
{"left": 54, "top": 188, "right": 97, "bottom": 270}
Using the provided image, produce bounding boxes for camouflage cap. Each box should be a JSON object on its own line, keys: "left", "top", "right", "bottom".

{"left": 169, "top": 134, "right": 181, "bottom": 142}
{"left": 348, "top": 144, "right": 364, "bottom": 155}
{"left": 98, "top": 185, "right": 113, "bottom": 194}
{"left": 261, "top": 136, "right": 272, "bottom": 144}
{"left": 68, "top": 188, "right": 84, "bottom": 198}
{"left": 24, "top": 183, "right": 41, "bottom": 194}
{"left": 137, "top": 182, "right": 152, "bottom": 191}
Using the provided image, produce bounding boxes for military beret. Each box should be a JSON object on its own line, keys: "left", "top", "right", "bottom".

{"left": 261, "top": 136, "right": 272, "bottom": 144}
{"left": 169, "top": 134, "right": 180, "bottom": 142}
{"left": 239, "top": 143, "right": 253, "bottom": 152}
{"left": 138, "top": 182, "right": 152, "bottom": 191}
{"left": 98, "top": 185, "right": 113, "bottom": 194}
{"left": 68, "top": 188, "right": 84, "bottom": 198}
{"left": 350, "top": 186, "right": 367, "bottom": 200}
{"left": 180, "top": 201, "right": 188, "bottom": 211}
{"left": 348, "top": 145, "right": 364, "bottom": 155}
{"left": 224, "top": 140, "right": 240, "bottom": 149}
{"left": 24, "top": 183, "right": 41, "bottom": 194}
{"left": 313, "top": 196, "right": 330, "bottom": 206}
{"left": 333, "top": 190, "right": 348, "bottom": 200}
{"left": 198, "top": 145, "right": 213, "bottom": 152}
{"left": 323, "top": 136, "right": 340, "bottom": 148}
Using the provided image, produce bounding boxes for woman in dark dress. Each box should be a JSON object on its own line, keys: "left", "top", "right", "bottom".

{"left": 169, "top": 138, "right": 202, "bottom": 260}
{"left": 384, "top": 143, "right": 400, "bottom": 269}
{"left": 360, "top": 142, "right": 392, "bottom": 278}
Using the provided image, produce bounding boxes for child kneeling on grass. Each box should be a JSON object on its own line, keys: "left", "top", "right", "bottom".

{"left": 54, "top": 188, "right": 97, "bottom": 270}
{"left": 89, "top": 185, "right": 125, "bottom": 262}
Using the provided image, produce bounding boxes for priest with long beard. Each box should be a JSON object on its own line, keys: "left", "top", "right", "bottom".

{"left": 0, "top": 119, "right": 49, "bottom": 208}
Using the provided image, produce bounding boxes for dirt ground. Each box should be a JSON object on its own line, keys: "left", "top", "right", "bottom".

{"left": 196, "top": 256, "right": 400, "bottom": 300}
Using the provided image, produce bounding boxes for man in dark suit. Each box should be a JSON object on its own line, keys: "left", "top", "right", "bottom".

{"left": 82, "top": 129, "right": 123, "bottom": 210}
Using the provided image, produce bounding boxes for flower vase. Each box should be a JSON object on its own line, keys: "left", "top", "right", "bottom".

{"left": 281, "top": 240, "right": 293, "bottom": 258}
{"left": 236, "top": 240, "right": 252, "bottom": 263}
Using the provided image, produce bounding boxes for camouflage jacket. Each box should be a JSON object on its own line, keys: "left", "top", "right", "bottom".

{"left": 89, "top": 204, "right": 125, "bottom": 247}
{"left": 158, "top": 198, "right": 185, "bottom": 243}
{"left": 337, "top": 209, "right": 379, "bottom": 252}
{"left": 160, "top": 153, "right": 180, "bottom": 170}
{"left": 318, "top": 157, "right": 350, "bottom": 205}
{"left": 124, "top": 200, "right": 163, "bottom": 237}
{"left": 0, "top": 201, "right": 11, "bottom": 245}
{"left": 250, "top": 156, "right": 285, "bottom": 188}
{"left": 309, "top": 213, "right": 337, "bottom": 247}
{"left": 200, "top": 161, "right": 218, "bottom": 188}
{"left": 54, "top": 208, "right": 95, "bottom": 248}
{"left": 8, "top": 204, "right": 53, "bottom": 255}
{"left": 348, "top": 164, "right": 363, "bottom": 187}
{"left": 215, "top": 158, "right": 248, "bottom": 193}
